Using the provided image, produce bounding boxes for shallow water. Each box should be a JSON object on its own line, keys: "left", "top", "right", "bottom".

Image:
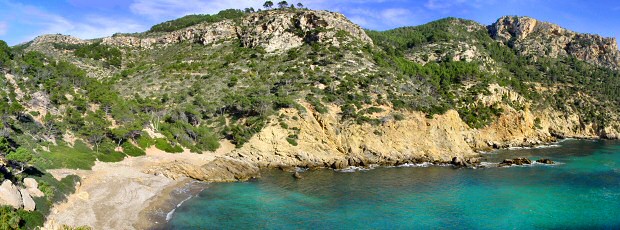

{"left": 167, "top": 140, "right": 620, "bottom": 229}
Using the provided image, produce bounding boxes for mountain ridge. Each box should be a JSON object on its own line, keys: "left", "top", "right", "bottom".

{"left": 23, "top": 12, "right": 620, "bottom": 69}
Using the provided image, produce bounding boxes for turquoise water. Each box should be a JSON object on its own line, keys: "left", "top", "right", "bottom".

{"left": 168, "top": 140, "right": 620, "bottom": 229}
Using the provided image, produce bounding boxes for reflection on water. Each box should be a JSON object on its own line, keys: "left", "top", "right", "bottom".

{"left": 169, "top": 139, "right": 620, "bottom": 229}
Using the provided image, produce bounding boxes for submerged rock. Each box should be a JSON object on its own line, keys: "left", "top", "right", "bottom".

{"left": 536, "top": 158, "right": 555, "bottom": 164}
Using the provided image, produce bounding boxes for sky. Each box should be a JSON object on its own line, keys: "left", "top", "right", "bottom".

{"left": 1, "top": 0, "right": 620, "bottom": 46}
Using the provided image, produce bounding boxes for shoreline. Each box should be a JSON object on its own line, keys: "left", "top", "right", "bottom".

{"left": 135, "top": 179, "right": 209, "bottom": 229}
{"left": 42, "top": 146, "right": 225, "bottom": 230}
{"left": 43, "top": 137, "right": 614, "bottom": 229}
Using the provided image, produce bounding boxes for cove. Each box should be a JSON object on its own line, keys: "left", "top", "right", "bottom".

{"left": 167, "top": 139, "right": 620, "bottom": 229}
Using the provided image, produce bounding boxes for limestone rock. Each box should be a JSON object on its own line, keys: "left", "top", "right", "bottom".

{"left": 239, "top": 10, "right": 371, "bottom": 52}
{"left": 490, "top": 16, "right": 620, "bottom": 69}
{"left": 101, "top": 10, "right": 371, "bottom": 53}
{"left": 536, "top": 158, "right": 555, "bottom": 164}
{"left": 144, "top": 157, "right": 260, "bottom": 182}
{"left": 0, "top": 180, "right": 23, "bottom": 209}
{"left": 202, "top": 157, "right": 260, "bottom": 182}
{"left": 23, "top": 178, "right": 45, "bottom": 198}
{"left": 102, "top": 20, "right": 238, "bottom": 49}
{"left": 19, "top": 189, "right": 36, "bottom": 211}
{"left": 293, "top": 172, "right": 303, "bottom": 179}
{"left": 144, "top": 160, "right": 209, "bottom": 180}
{"left": 30, "top": 34, "right": 86, "bottom": 47}
{"left": 23, "top": 178, "right": 38, "bottom": 189}
{"left": 499, "top": 157, "right": 532, "bottom": 167}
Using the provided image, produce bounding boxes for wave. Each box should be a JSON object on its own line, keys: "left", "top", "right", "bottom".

{"left": 492, "top": 161, "right": 564, "bottom": 168}
{"left": 336, "top": 165, "right": 377, "bottom": 173}
{"left": 166, "top": 195, "right": 194, "bottom": 222}
{"left": 507, "top": 144, "right": 561, "bottom": 150}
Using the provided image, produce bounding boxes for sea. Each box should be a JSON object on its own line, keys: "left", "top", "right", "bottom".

{"left": 165, "top": 139, "right": 620, "bottom": 229}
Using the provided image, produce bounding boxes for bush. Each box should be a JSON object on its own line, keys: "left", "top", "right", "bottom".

{"left": 136, "top": 135, "right": 154, "bottom": 149}
{"left": 149, "top": 9, "right": 245, "bottom": 33}
{"left": 154, "top": 139, "right": 184, "bottom": 153}
{"left": 0, "top": 206, "right": 21, "bottom": 229}
{"left": 122, "top": 142, "right": 146, "bottom": 157}
{"left": 6, "top": 148, "right": 33, "bottom": 163}
{"left": 393, "top": 113, "right": 405, "bottom": 121}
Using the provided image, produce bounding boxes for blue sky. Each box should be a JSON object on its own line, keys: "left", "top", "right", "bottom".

{"left": 1, "top": 0, "right": 620, "bottom": 46}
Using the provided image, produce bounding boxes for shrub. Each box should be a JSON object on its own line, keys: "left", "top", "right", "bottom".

{"left": 154, "top": 139, "right": 184, "bottom": 153}
{"left": 136, "top": 135, "right": 154, "bottom": 149}
{"left": 122, "top": 142, "right": 146, "bottom": 157}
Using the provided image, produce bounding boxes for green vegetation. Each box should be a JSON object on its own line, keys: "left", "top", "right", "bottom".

{"left": 0, "top": 40, "right": 11, "bottom": 67}
{"left": 53, "top": 42, "right": 122, "bottom": 67}
{"left": 148, "top": 9, "right": 245, "bottom": 33}
{"left": 2, "top": 9, "right": 620, "bottom": 228}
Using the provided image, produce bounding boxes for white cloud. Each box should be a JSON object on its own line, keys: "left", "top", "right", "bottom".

{"left": 1, "top": 0, "right": 147, "bottom": 42}
{"left": 129, "top": 0, "right": 263, "bottom": 19}
{"left": 345, "top": 7, "right": 417, "bottom": 29}
{"left": 425, "top": 0, "right": 466, "bottom": 10}
{"left": 425, "top": 0, "right": 494, "bottom": 10}
{"left": 0, "top": 21, "right": 7, "bottom": 35}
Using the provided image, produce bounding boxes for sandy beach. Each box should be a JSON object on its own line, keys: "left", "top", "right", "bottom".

{"left": 42, "top": 142, "right": 234, "bottom": 229}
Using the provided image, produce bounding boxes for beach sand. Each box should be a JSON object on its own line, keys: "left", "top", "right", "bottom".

{"left": 43, "top": 142, "right": 234, "bottom": 229}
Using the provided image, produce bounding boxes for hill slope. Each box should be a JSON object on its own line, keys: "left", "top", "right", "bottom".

{"left": 1, "top": 8, "right": 620, "bottom": 227}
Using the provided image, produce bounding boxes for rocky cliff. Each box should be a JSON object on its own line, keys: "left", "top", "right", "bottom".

{"left": 102, "top": 10, "right": 371, "bottom": 52}
{"left": 213, "top": 84, "right": 619, "bottom": 175}
{"left": 490, "top": 16, "right": 620, "bottom": 68}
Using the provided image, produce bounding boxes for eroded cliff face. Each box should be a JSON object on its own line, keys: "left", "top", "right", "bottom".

{"left": 230, "top": 103, "right": 476, "bottom": 169}
{"left": 224, "top": 84, "right": 619, "bottom": 171}
{"left": 490, "top": 16, "right": 620, "bottom": 69}
{"left": 102, "top": 10, "right": 371, "bottom": 52}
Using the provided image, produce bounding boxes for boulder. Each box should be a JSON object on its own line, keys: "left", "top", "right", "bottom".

{"left": 293, "top": 172, "right": 303, "bottom": 180}
{"left": 536, "top": 158, "right": 555, "bottom": 164}
{"left": 499, "top": 157, "right": 532, "bottom": 167}
{"left": 451, "top": 157, "right": 467, "bottom": 167}
{"left": 27, "top": 187, "right": 45, "bottom": 198}
{"left": 23, "top": 178, "right": 38, "bottom": 189}
{"left": 0, "top": 180, "right": 23, "bottom": 209}
{"left": 331, "top": 159, "right": 348, "bottom": 169}
{"left": 19, "top": 189, "right": 35, "bottom": 211}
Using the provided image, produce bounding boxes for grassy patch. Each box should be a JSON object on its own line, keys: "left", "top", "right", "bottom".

{"left": 154, "top": 138, "right": 184, "bottom": 153}
{"left": 122, "top": 142, "right": 146, "bottom": 156}
{"left": 32, "top": 141, "right": 97, "bottom": 170}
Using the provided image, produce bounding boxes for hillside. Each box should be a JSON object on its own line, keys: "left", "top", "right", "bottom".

{"left": 1, "top": 8, "right": 620, "bottom": 228}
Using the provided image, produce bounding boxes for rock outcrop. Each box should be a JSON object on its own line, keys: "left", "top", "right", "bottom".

{"left": 19, "top": 189, "right": 36, "bottom": 211}
{"left": 144, "top": 157, "right": 260, "bottom": 182}
{"left": 0, "top": 180, "right": 39, "bottom": 211}
{"left": 499, "top": 157, "right": 532, "bottom": 167}
{"left": 102, "top": 10, "right": 371, "bottom": 52}
{"left": 24, "top": 178, "right": 45, "bottom": 198}
{"left": 201, "top": 157, "right": 260, "bottom": 182}
{"left": 228, "top": 102, "right": 478, "bottom": 171}
{"left": 218, "top": 83, "right": 618, "bottom": 178}
{"left": 103, "top": 20, "right": 238, "bottom": 49}
{"left": 0, "top": 180, "right": 23, "bottom": 209}
{"left": 29, "top": 34, "right": 86, "bottom": 47}
{"left": 536, "top": 158, "right": 555, "bottom": 164}
{"left": 490, "top": 16, "right": 620, "bottom": 69}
